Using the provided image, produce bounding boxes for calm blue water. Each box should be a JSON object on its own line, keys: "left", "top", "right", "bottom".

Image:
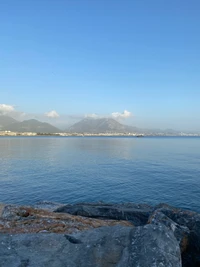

{"left": 0, "top": 136, "right": 199, "bottom": 212}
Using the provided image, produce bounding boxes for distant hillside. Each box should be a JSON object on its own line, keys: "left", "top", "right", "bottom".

{"left": 4, "top": 119, "right": 61, "bottom": 133}
{"left": 0, "top": 115, "right": 18, "bottom": 130}
{"left": 67, "top": 118, "right": 139, "bottom": 133}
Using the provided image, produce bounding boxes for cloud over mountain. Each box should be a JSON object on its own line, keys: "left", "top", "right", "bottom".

{"left": 0, "top": 104, "right": 15, "bottom": 114}
{"left": 85, "top": 110, "right": 133, "bottom": 120}
{"left": 45, "top": 110, "right": 60, "bottom": 118}
{"left": 85, "top": 113, "right": 99, "bottom": 119}
{"left": 111, "top": 110, "right": 132, "bottom": 119}
{"left": 0, "top": 104, "right": 133, "bottom": 130}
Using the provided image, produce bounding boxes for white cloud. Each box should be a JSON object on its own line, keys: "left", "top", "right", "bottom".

{"left": 0, "top": 104, "right": 15, "bottom": 114}
{"left": 111, "top": 110, "right": 132, "bottom": 119}
{"left": 85, "top": 111, "right": 132, "bottom": 120}
{"left": 85, "top": 113, "right": 99, "bottom": 119}
{"left": 45, "top": 110, "right": 60, "bottom": 118}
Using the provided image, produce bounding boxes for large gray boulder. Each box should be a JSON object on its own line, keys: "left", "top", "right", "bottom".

{"left": 118, "top": 224, "right": 182, "bottom": 267}
{"left": 0, "top": 224, "right": 181, "bottom": 267}
{"left": 148, "top": 210, "right": 190, "bottom": 253}
{"left": 154, "top": 204, "right": 200, "bottom": 266}
{"left": 154, "top": 203, "right": 200, "bottom": 229}
{"left": 55, "top": 203, "right": 153, "bottom": 226}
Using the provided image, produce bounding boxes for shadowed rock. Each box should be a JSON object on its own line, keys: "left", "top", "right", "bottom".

{"left": 182, "top": 221, "right": 200, "bottom": 267}
{"left": 154, "top": 203, "right": 200, "bottom": 267}
{"left": 154, "top": 203, "right": 200, "bottom": 229}
{"left": 55, "top": 202, "right": 153, "bottom": 226}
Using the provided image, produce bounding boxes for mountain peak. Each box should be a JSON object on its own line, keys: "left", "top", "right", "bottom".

{"left": 67, "top": 117, "right": 137, "bottom": 133}
{"left": 2, "top": 117, "right": 61, "bottom": 133}
{"left": 0, "top": 115, "right": 18, "bottom": 130}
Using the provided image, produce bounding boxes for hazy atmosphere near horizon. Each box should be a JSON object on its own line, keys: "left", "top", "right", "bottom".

{"left": 0, "top": 0, "right": 200, "bottom": 131}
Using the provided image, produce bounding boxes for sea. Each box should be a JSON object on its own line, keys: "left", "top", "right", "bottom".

{"left": 0, "top": 136, "right": 199, "bottom": 212}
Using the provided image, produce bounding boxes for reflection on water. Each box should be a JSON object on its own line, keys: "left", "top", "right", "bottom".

{"left": 0, "top": 136, "right": 200, "bottom": 212}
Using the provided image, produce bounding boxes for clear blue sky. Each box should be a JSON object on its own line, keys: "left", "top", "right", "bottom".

{"left": 0, "top": 0, "right": 200, "bottom": 130}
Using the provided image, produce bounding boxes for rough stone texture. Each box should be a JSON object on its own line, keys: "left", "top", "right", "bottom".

{"left": 0, "top": 226, "right": 132, "bottom": 267}
{"left": 118, "top": 224, "right": 182, "bottom": 267}
{"left": 55, "top": 202, "right": 153, "bottom": 226}
{"left": 154, "top": 203, "right": 200, "bottom": 230}
{"left": 154, "top": 204, "right": 200, "bottom": 267}
{"left": 0, "top": 204, "right": 132, "bottom": 234}
{"left": 148, "top": 210, "right": 190, "bottom": 253}
{"left": 0, "top": 224, "right": 181, "bottom": 267}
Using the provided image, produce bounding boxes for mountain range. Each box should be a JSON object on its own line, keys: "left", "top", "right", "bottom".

{"left": 67, "top": 118, "right": 181, "bottom": 134}
{"left": 0, "top": 115, "right": 18, "bottom": 129}
{"left": 0, "top": 115, "right": 181, "bottom": 134}
{"left": 0, "top": 115, "right": 61, "bottom": 133}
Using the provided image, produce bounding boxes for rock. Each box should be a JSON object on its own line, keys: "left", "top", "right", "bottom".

{"left": 148, "top": 210, "right": 190, "bottom": 253}
{"left": 182, "top": 221, "right": 200, "bottom": 267}
{"left": 154, "top": 203, "right": 200, "bottom": 230}
{"left": 55, "top": 202, "right": 153, "bottom": 226}
{"left": 2, "top": 201, "right": 200, "bottom": 266}
{"left": 0, "top": 224, "right": 181, "bottom": 267}
{"left": 154, "top": 204, "right": 200, "bottom": 267}
{"left": 0, "top": 226, "right": 132, "bottom": 267}
{"left": 118, "top": 223, "right": 182, "bottom": 267}
{"left": 0, "top": 205, "right": 133, "bottom": 234}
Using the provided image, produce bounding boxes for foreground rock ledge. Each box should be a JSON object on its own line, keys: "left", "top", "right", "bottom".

{"left": 0, "top": 202, "right": 200, "bottom": 267}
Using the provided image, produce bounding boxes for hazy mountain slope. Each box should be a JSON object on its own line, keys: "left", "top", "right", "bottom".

{"left": 0, "top": 115, "right": 18, "bottom": 130}
{"left": 67, "top": 118, "right": 139, "bottom": 133}
{"left": 4, "top": 119, "right": 61, "bottom": 133}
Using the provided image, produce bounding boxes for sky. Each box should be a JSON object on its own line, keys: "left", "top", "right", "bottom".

{"left": 0, "top": 0, "right": 200, "bottom": 130}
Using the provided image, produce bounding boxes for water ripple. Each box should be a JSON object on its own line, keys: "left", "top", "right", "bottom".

{"left": 0, "top": 136, "right": 200, "bottom": 212}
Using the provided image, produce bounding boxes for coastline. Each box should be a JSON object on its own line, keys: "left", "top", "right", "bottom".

{"left": 0, "top": 131, "right": 200, "bottom": 137}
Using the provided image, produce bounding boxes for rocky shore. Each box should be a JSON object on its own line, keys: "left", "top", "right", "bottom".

{"left": 0, "top": 201, "right": 200, "bottom": 266}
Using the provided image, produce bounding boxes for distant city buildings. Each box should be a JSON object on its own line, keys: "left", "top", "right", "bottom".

{"left": 0, "top": 131, "right": 199, "bottom": 137}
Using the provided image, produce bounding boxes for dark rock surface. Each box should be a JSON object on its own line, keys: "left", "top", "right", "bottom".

{"left": 154, "top": 203, "right": 200, "bottom": 230}
{"left": 55, "top": 202, "right": 153, "bottom": 226}
{"left": 153, "top": 203, "right": 200, "bottom": 266}
{"left": 181, "top": 221, "right": 200, "bottom": 267}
